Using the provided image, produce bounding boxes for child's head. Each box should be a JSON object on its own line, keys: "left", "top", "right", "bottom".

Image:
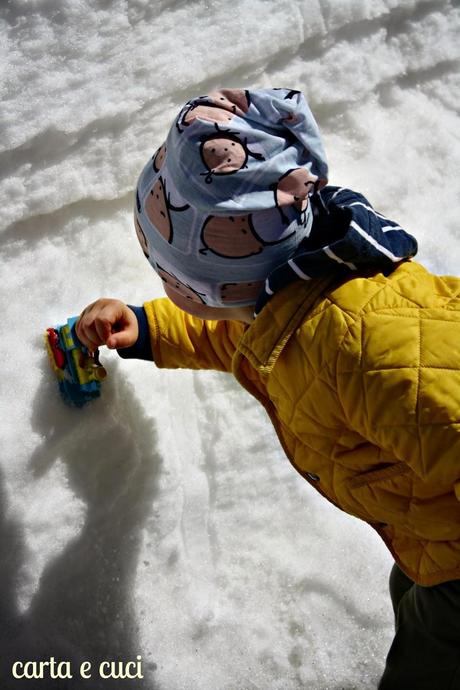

{"left": 134, "top": 88, "right": 328, "bottom": 317}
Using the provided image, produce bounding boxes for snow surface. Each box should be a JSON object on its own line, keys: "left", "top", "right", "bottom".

{"left": 1, "top": 0, "right": 459, "bottom": 688}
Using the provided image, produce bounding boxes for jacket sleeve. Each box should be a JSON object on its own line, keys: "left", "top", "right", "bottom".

{"left": 336, "top": 309, "right": 460, "bottom": 488}
{"left": 140, "top": 297, "right": 245, "bottom": 372}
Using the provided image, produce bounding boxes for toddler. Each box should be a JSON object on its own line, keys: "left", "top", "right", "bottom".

{"left": 76, "top": 88, "right": 460, "bottom": 689}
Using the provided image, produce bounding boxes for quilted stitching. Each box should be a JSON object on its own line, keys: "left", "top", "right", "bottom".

{"left": 262, "top": 262, "right": 460, "bottom": 585}
{"left": 150, "top": 260, "right": 460, "bottom": 585}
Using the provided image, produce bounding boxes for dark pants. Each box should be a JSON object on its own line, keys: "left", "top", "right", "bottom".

{"left": 379, "top": 563, "right": 460, "bottom": 689}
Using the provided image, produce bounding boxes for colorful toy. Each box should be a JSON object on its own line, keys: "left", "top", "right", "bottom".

{"left": 44, "top": 316, "right": 107, "bottom": 407}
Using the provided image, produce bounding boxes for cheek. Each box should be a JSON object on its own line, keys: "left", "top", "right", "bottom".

{"left": 177, "top": 286, "right": 203, "bottom": 304}
{"left": 163, "top": 285, "right": 209, "bottom": 317}
{"left": 135, "top": 220, "right": 149, "bottom": 255}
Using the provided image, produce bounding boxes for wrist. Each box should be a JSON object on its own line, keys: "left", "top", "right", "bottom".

{"left": 117, "top": 306, "right": 153, "bottom": 361}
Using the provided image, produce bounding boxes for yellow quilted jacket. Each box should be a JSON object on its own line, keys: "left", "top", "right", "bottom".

{"left": 143, "top": 260, "right": 460, "bottom": 586}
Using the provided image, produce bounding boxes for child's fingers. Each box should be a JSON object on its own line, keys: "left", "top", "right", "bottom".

{"left": 96, "top": 304, "right": 129, "bottom": 344}
{"left": 106, "top": 328, "right": 136, "bottom": 349}
{"left": 76, "top": 308, "right": 108, "bottom": 350}
{"left": 76, "top": 300, "right": 138, "bottom": 350}
{"left": 77, "top": 319, "right": 104, "bottom": 351}
{"left": 106, "top": 308, "right": 138, "bottom": 349}
{"left": 93, "top": 315, "right": 113, "bottom": 344}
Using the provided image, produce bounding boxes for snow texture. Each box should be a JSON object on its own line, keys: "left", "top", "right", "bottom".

{"left": 1, "top": 0, "right": 459, "bottom": 688}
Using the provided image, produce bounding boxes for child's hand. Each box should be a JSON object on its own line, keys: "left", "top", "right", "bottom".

{"left": 76, "top": 299, "right": 139, "bottom": 351}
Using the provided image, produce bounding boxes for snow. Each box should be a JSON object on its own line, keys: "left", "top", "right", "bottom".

{"left": 1, "top": 0, "right": 459, "bottom": 688}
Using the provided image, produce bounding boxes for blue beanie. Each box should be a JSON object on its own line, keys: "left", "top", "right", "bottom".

{"left": 134, "top": 87, "right": 328, "bottom": 307}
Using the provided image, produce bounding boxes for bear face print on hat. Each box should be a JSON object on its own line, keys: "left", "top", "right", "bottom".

{"left": 134, "top": 87, "right": 328, "bottom": 307}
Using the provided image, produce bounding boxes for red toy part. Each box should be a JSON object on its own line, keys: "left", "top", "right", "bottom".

{"left": 46, "top": 328, "right": 66, "bottom": 369}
